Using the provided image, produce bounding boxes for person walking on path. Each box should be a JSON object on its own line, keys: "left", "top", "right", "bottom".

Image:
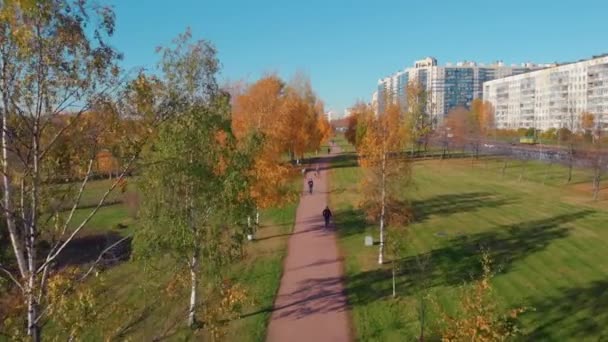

{"left": 322, "top": 206, "right": 332, "bottom": 229}
{"left": 307, "top": 178, "right": 314, "bottom": 194}
{"left": 266, "top": 145, "right": 351, "bottom": 342}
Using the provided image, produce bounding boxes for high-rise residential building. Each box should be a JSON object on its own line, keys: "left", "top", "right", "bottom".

{"left": 375, "top": 57, "right": 550, "bottom": 122}
{"left": 484, "top": 54, "right": 608, "bottom": 131}
{"left": 370, "top": 91, "right": 378, "bottom": 115}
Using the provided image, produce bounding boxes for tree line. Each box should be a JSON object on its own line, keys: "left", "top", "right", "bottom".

{"left": 0, "top": 1, "right": 330, "bottom": 340}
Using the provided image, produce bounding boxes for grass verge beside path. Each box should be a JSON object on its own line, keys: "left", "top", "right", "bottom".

{"left": 329, "top": 147, "right": 608, "bottom": 340}
{"left": 223, "top": 202, "right": 298, "bottom": 342}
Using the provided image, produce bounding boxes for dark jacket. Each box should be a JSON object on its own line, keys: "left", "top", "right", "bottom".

{"left": 322, "top": 208, "right": 332, "bottom": 219}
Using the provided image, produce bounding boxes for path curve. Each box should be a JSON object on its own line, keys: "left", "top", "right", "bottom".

{"left": 266, "top": 144, "right": 351, "bottom": 342}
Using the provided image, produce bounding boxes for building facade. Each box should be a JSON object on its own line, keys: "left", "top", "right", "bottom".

{"left": 484, "top": 55, "right": 608, "bottom": 131}
{"left": 376, "top": 57, "right": 549, "bottom": 122}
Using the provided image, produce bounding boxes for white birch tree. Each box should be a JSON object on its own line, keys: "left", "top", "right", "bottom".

{"left": 0, "top": 1, "right": 144, "bottom": 339}
{"left": 133, "top": 30, "right": 253, "bottom": 329}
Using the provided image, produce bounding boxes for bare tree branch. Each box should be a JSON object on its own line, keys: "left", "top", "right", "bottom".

{"left": 80, "top": 234, "right": 131, "bottom": 280}
{"left": 37, "top": 154, "right": 137, "bottom": 273}
{"left": 0, "top": 263, "right": 24, "bottom": 293}
{"left": 34, "top": 234, "right": 132, "bottom": 326}
{"left": 46, "top": 159, "right": 94, "bottom": 258}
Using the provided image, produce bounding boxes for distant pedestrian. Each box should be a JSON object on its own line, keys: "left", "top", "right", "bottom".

{"left": 322, "top": 206, "right": 332, "bottom": 229}
{"left": 327, "top": 146, "right": 331, "bottom": 154}
{"left": 315, "top": 164, "right": 320, "bottom": 177}
{"left": 308, "top": 178, "right": 314, "bottom": 194}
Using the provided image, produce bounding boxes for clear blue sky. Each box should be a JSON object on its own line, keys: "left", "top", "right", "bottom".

{"left": 108, "top": 0, "right": 608, "bottom": 115}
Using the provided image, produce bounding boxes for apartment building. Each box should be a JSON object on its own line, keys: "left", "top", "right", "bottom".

{"left": 484, "top": 54, "right": 608, "bottom": 131}
{"left": 376, "top": 57, "right": 548, "bottom": 121}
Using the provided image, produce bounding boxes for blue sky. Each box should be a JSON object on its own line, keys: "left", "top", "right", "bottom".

{"left": 108, "top": 0, "right": 608, "bottom": 115}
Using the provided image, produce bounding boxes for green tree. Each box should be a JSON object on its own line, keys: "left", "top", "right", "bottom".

{"left": 134, "top": 30, "right": 253, "bottom": 329}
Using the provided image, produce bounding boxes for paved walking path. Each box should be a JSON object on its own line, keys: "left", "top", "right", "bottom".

{"left": 266, "top": 145, "right": 351, "bottom": 342}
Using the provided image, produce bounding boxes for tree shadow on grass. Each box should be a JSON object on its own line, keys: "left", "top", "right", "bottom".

{"left": 411, "top": 192, "right": 514, "bottom": 224}
{"left": 326, "top": 152, "right": 359, "bottom": 171}
{"left": 53, "top": 232, "right": 132, "bottom": 270}
{"left": 523, "top": 279, "right": 608, "bottom": 340}
{"left": 333, "top": 192, "right": 514, "bottom": 239}
{"left": 333, "top": 207, "right": 368, "bottom": 238}
{"left": 344, "top": 210, "right": 592, "bottom": 307}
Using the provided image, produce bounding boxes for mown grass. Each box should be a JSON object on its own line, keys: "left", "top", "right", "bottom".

{"left": 329, "top": 148, "right": 608, "bottom": 341}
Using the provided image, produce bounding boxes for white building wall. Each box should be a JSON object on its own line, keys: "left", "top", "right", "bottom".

{"left": 484, "top": 55, "right": 608, "bottom": 131}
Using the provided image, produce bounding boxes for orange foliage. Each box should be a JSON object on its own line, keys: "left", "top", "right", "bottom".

{"left": 581, "top": 112, "right": 595, "bottom": 133}
{"left": 444, "top": 106, "right": 469, "bottom": 148}
{"left": 358, "top": 103, "right": 408, "bottom": 167}
{"left": 231, "top": 74, "right": 328, "bottom": 209}
{"left": 440, "top": 252, "right": 526, "bottom": 341}
{"left": 232, "top": 75, "right": 285, "bottom": 143}
{"left": 96, "top": 150, "right": 118, "bottom": 175}
{"left": 470, "top": 99, "right": 495, "bottom": 137}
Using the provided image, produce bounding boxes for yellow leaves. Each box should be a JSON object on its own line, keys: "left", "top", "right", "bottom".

{"left": 202, "top": 280, "right": 253, "bottom": 341}
{"left": 47, "top": 267, "right": 99, "bottom": 340}
{"left": 439, "top": 251, "right": 526, "bottom": 341}
{"left": 164, "top": 270, "right": 190, "bottom": 298}
{"left": 581, "top": 112, "right": 595, "bottom": 132}
{"left": 232, "top": 75, "right": 284, "bottom": 139}
{"left": 469, "top": 99, "right": 495, "bottom": 137}
{"left": 231, "top": 74, "right": 327, "bottom": 208}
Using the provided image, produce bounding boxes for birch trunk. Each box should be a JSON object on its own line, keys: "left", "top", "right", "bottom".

{"left": 378, "top": 149, "right": 386, "bottom": 265}
{"left": 391, "top": 260, "right": 396, "bottom": 297}
{"left": 27, "top": 282, "right": 40, "bottom": 341}
{"left": 1, "top": 95, "right": 27, "bottom": 276}
{"left": 593, "top": 157, "right": 602, "bottom": 201}
{"left": 27, "top": 116, "right": 40, "bottom": 341}
{"left": 567, "top": 143, "right": 574, "bottom": 183}
{"left": 188, "top": 251, "right": 199, "bottom": 328}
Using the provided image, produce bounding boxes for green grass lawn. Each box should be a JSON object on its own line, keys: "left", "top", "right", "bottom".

{"left": 329, "top": 153, "right": 608, "bottom": 341}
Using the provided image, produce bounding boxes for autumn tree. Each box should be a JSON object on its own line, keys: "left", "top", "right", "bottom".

{"left": 579, "top": 112, "right": 605, "bottom": 200}
{"left": 231, "top": 73, "right": 326, "bottom": 236}
{"left": 346, "top": 101, "right": 375, "bottom": 150}
{"left": 468, "top": 99, "right": 495, "bottom": 159}
{"left": 405, "top": 81, "right": 431, "bottom": 156}
{"left": 440, "top": 251, "right": 525, "bottom": 341}
{"left": 358, "top": 103, "right": 411, "bottom": 264}
{"left": 232, "top": 76, "right": 296, "bottom": 235}
{"left": 317, "top": 114, "right": 332, "bottom": 146}
{"left": 344, "top": 111, "right": 359, "bottom": 146}
{"left": 0, "top": 2, "right": 149, "bottom": 339}
{"left": 580, "top": 111, "right": 596, "bottom": 143}
{"left": 442, "top": 106, "right": 469, "bottom": 156}
{"left": 283, "top": 74, "right": 327, "bottom": 160}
